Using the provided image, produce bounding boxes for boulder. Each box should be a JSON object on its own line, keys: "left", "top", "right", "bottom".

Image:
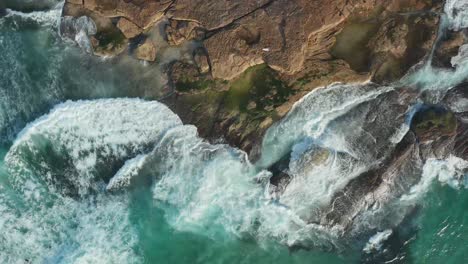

{"left": 193, "top": 48, "right": 211, "bottom": 75}
{"left": 117, "top": 17, "right": 142, "bottom": 39}
{"left": 135, "top": 39, "right": 157, "bottom": 61}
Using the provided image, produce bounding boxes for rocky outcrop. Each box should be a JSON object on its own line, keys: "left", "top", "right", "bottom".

{"left": 135, "top": 39, "right": 157, "bottom": 61}
{"left": 265, "top": 84, "right": 467, "bottom": 249}
{"left": 166, "top": 0, "right": 441, "bottom": 82}
{"left": 60, "top": 0, "right": 447, "bottom": 154}
{"left": 81, "top": 0, "right": 172, "bottom": 29}
{"left": 117, "top": 17, "right": 142, "bottom": 39}
{"left": 433, "top": 29, "right": 467, "bottom": 68}
{"left": 62, "top": 3, "right": 128, "bottom": 56}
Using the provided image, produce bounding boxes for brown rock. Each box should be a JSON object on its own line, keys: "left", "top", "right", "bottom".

{"left": 166, "top": 19, "right": 206, "bottom": 46}
{"left": 169, "top": 0, "right": 441, "bottom": 82}
{"left": 193, "top": 48, "right": 211, "bottom": 75}
{"left": 368, "top": 12, "right": 439, "bottom": 83}
{"left": 170, "top": 0, "right": 272, "bottom": 30}
{"left": 117, "top": 17, "right": 142, "bottom": 39}
{"left": 82, "top": 0, "right": 172, "bottom": 29}
{"left": 63, "top": 2, "right": 127, "bottom": 57}
{"left": 433, "top": 30, "right": 466, "bottom": 68}
{"left": 61, "top": 0, "right": 444, "bottom": 153}
{"left": 236, "top": 25, "right": 260, "bottom": 45}
{"left": 66, "top": 0, "right": 83, "bottom": 5}
{"left": 135, "top": 39, "right": 157, "bottom": 61}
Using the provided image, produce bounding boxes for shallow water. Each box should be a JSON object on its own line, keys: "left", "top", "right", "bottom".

{"left": 0, "top": 2, "right": 467, "bottom": 264}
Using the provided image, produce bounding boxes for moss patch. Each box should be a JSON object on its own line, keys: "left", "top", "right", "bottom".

{"left": 175, "top": 78, "right": 216, "bottom": 92}
{"left": 225, "top": 64, "right": 291, "bottom": 112}
{"left": 168, "top": 64, "right": 292, "bottom": 152}
{"left": 411, "top": 107, "right": 457, "bottom": 138}
{"left": 93, "top": 25, "right": 126, "bottom": 54}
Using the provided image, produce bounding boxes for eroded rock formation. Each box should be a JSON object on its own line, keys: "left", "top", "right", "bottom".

{"left": 60, "top": 0, "right": 455, "bottom": 154}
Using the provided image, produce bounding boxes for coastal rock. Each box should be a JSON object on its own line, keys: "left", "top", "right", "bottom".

{"left": 80, "top": 0, "right": 172, "bottom": 29}
{"left": 433, "top": 30, "right": 466, "bottom": 68}
{"left": 135, "top": 39, "right": 157, "bottom": 61}
{"left": 117, "top": 17, "right": 141, "bottom": 39}
{"left": 193, "top": 48, "right": 211, "bottom": 75}
{"left": 368, "top": 12, "right": 439, "bottom": 82}
{"left": 411, "top": 107, "right": 458, "bottom": 142}
{"left": 165, "top": 19, "right": 206, "bottom": 46}
{"left": 60, "top": 0, "right": 444, "bottom": 153}
{"left": 68, "top": 0, "right": 83, "bottom": 5}
{"left": 4, "top": 0, "right": 59, "bottom": 11}
{"left": 62, "top": 2, "right": 128, "bottom": 56}
{"left": 168, "top": 0, "right": 441, "bottom": 82}
{"left": 235, "top": 25, "right": 261, "bottom": 46}
{"left": 443, "top": 83, "right": 468, "bottom": 159}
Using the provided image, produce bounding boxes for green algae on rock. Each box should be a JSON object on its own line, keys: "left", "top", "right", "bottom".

{"left": 225, "top": 64, "right": 291, "bottom": 112}
{"left": 165, "top": 63, "right": 292, "bottom": 153}
{"left": 411, "top": 106, "right": 458, "bottom": 141}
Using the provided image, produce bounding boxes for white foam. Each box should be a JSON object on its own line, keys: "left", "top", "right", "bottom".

{"left": 0, "top": 98, "right": 185, "bottom": 262}
{"left": 401, "top": 155, "right": 468, "bottom": 202}
{"left": 444, "top": 0, "right": 468, "bottom": 31}
{"left": 363, "top": 229, "right": 393, "bottom": 253}
{"left": 5, "top": 4, "right": 62, "bottom": 28}
{"left": 257, "top": 82, "right": 391, "bottom": 168}
{"left": 60, "top": 15, "right": 97, "bottom": 54}
{"left": 0, "top": 193, "right": 140, "bottom": 263}
{"left": 107, "top": 154, "right": 149, "bottom": 191}
{"left": 6, "top": 98, "right": 182, "bottom": 196}
{"left": 105, "top": 123, "right": 342, "bottom": 248}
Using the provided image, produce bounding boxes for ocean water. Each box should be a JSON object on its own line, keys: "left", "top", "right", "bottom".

{"left": 0, "top": 1, "right": 467, "bottom": 264}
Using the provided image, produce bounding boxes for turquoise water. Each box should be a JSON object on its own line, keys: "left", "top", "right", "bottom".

{"left": 407, "top": 184, "right": 468, "bottom": 263}
{"left": 0, "top": 2, "right": 467, "bottom": 264}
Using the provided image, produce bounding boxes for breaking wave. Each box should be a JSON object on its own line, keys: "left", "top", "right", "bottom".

{"left": 444, "top": 0, "right": 468, "bottom": 30}
{"left": 0, "top": 0, "right": 466, "bottom": 262}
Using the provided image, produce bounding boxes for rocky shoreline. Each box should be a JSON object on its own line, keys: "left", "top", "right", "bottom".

{"left": 58, "top": 0, "right": 467, "bottom": 156}
{"left": 0, "top": 1, "right": 467, "bottom": 260}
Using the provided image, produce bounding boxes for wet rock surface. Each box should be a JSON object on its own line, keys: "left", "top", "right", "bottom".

{"left": 2, "top": 1, "right": 466, "bottom": 259}
{"left": 433, "top": 29, "right": 466, "bottom": 68}
{"left": 263, "top": 83, "right": 467, "bottom": 250}
{"left": 60, "top": 0, "right": 449, "bottom": 155}
{"left": 135, "top": 38, "right": 157, "bottom": 61}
